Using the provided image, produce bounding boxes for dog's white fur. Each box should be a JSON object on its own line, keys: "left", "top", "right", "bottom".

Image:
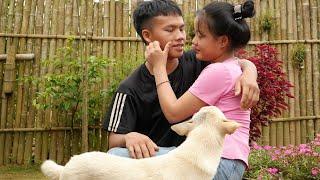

{"left": 41, "top": 106, "right": 240, "bottom": 180}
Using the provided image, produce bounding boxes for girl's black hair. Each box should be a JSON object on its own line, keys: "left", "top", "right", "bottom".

{"left": 197, "top": 0, "right": 255, "bottom": 50}
{"left": 133, "top": 0, "right": 182, "bottom": 44}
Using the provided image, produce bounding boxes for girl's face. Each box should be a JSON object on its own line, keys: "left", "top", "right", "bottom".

{"left": 192, "top": 16, "right": 229, "bottom": 62}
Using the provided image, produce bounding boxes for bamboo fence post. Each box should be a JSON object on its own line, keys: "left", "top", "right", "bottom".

{"left": 80, "top": 0, "right": 88, "bottom": 153}
{"left": 122, "top": 0, "right": 130, "bottom": 55}
{"left": 86, "top": 0, "right": 94, "bottom": 152}
{"left": 275, "top": 1, "right": 283, "bottom": 146}
{"left": 95, "top": 1, "right": 103, "bottom": 151}
{"left": 297, "top": 0, "right": 307, "bottom": 144}
{"left": 303, "top": 1, "right": 315, "bottom": 141}
{"left": 39, "top": 1, "right": 52, "bottom": 162}
{"left": 267, "top": 0, "right": 277, "bottom": 147}
{"left": 71, "top": 0, "right": 81, "bottom": 156}
{"left": 130, "top": 0, "right": 138, "bottom": 63}
{"left": 291, "top": 0, "right": 301, "bottom": 146}
{"left": 13, "top": 0, "right": 33, "bottom": 164}
{"left": 109, "top": 0, "right": 115, "bottom": 58}
{"left": 287, "top": 0, "right": 296, "bottom": 146}
{"left": 0, "top": 0, "right": 8, "bottom": 166}
{"left": 279, "top": 0, "right": 290, "bottom": 146}
{"left": 100, "top": 0, "right": 110, "bottom": 152}
{"left": 18, "top": 0, "right": 36, "bottom": 164}
{"left": 28, "top": 0, "right": 44, "bottom": 164}
{"left": 63, "top": 0, "right": 73, "bottom": 164}
{"left": 115, "top": 1, "right": 123, "bottom": 58}
{"left": 4, "top": 0, "right": 23, "bottom": 165}
{"left": 48, "top": 0, "right": 60, "bottom": 162}
{"left": 53, "top": 0, "right": 66, "bottom": 164}
{"left": 310, "top": 0, "right": 319, "bottom": 135}
{"left": 55, "top": 0, "right": 66, "bottom": 165}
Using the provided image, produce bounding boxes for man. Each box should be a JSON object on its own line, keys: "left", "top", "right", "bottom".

{"left": 103, "top": 0, "right": 259, "bottom": 160}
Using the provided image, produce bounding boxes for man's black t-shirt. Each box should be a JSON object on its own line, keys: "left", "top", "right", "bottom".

{"left": 103, "top": 50, "right": 207, "bottom": 147}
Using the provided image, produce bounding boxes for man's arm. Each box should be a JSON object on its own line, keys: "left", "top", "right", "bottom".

{"left": 237, "top": 59, "right": 260, "bottom": 109}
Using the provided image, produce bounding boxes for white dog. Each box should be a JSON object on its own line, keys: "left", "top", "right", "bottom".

{"left": 41, "top": 106, "right": 239, "bottom": 180}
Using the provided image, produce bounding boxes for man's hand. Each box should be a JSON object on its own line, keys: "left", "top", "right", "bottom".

{"left": 235, "top": 71, "right": 260, "bottom": 110}
{"left": 145, "top": 41, "right": 171, "bottom": 71}
{"left": 124, "top": 132, "right": 159, "bottom": 159}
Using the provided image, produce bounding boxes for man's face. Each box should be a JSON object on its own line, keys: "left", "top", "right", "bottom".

{"left": 144, "top": 15, "right": 186, "bottom": 60}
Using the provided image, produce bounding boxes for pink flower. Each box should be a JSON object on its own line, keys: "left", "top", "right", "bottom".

{"left": 267, "top": 168, "right": 279, "bottom": 175}
{"left": 252, "top": 143, "right": 263, "bottom": 150}
{"left": 299, "top": 144, "right": 307, "bottom": 149}
{"left": 311, "top": 167, "right": 319, "bottom": 176}
{"left": 264, "top": 145, "right": 273, "bottom": 150}
{"left": 284, "top": 149, "right": 293, "bottom": 155}
{"left": 274, "top": 150, "right": 281, "bottom": 155}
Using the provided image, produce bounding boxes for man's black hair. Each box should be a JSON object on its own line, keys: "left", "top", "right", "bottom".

{"left": 133, "top": 0, "right": 182, "bottom": 44}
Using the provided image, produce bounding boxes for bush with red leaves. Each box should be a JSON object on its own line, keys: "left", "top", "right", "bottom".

{"left": 236, "top": 45, "right": 294, "bottom": 143}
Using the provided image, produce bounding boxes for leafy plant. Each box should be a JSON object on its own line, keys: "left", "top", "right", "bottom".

{"left": 259, "top": 11, "right": 274, "bottom": 32}
{"left": 236, "top": 45, "right": 294, "bottom": 142}
{"left": 25, "top": 38, "right": 109, "bottom": 125}
{"left": 184, "top": 13, "right": 195, "bottom": 41}
{"left": 292, "top": 44, "right": 306, "bottom": 70}
{"left": 244, "top": 134, "right": 320, "bottom": 179}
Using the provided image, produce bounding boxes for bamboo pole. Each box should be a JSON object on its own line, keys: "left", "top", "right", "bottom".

{"left": 280, "top": 0, "right": 290, "bottom": 146}
{"left": 0, "top": 54, "right": 34, "bottom": 61}
{"left": 291, "top": 0, "right": 301, "bottom": 146}
{"left": 0, "top": 126, "right": 102, "bottom": 132}
{"left": 80, "top": 0, "right": 88, "bottom": 153}
{"left": 71, "top": 0, "right": 81, "bottom": 156}
{"left": 122, "top": 0, "right": 129, "bottom": 55}
{"left": 3, "top": 0, "right": 23, "bottom": 165}
{"left": 267, "top": 0, "right": 277, "bottom": 147}
{"left": 0, "top": 0, "right": 7, "bottom": 165}
{"left": 109, "top": 0, "right": 115, "bottom": 58}
{"left": 86, "top": 0, "right": 94, "bottom": 152}
{"left": 287, "top": 0, "right": 296, "bottom": 145}
{"left": 15, "top": 0, "right": 34, "bottom": 165}
{"left": 297, "top": 0, "right": 307, "bottom": 144}
{"left": 38, "top": 0, "right": 51, "bottom": 163}
{"left": 22, "top": 0, "right": 39, "bottom": 165}
{"left": 48, "top": 0, "right": 60, "bottom": 162}
{"left": 55, "top": 0, "right": 65, "bottom": 165}
{"left": 303, "top": 1, "right": 315, "bottom": 141}
{"left": 310, "top": 0, "right": 320, "bottom": 135}
{"left": 115, "top": 1, "right": 123, "bottom": 58}
{"left": 63, "top": 0, "right": 73, "bottom": 164}
{"left": 260, "top": 0, "right": 269, "bottom": 146}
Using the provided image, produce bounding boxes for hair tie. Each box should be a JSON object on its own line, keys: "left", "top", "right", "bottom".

{"left": 233, "top": 4, "right": 242, "bottom": 21}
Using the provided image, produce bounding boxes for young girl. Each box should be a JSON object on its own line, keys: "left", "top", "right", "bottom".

{"left": 146, "top": 1, "right": 255, "bottom": 179}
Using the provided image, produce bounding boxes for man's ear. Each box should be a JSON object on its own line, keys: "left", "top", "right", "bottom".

{"left": 171, "top": 119, "right": 195, "bottom": 136}
{"left": 142, "top": 29, "right": 152, "bottom": 44}
{"left": 221, "top": 120, "right": 240, "bottom": 135}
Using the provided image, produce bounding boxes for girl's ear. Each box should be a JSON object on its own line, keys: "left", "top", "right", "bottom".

{"left": 219, "top": 35, "right": 229, "bottom": 49}
{"left": 142, "top": 29, "right": 152, "bottom": 44}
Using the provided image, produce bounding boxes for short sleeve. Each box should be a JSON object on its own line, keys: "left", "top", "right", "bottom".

{"left": 103, "top": 92, "right": 137, "bottom": 134}
{"left": 188, "top": 63, "right": 231, "bottom": 105}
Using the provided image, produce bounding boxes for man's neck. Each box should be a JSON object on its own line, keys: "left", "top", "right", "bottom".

{"left": 145, "top": 57, "right": 179, "bottom": 75}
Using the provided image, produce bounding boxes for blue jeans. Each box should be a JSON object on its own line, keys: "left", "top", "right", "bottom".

{"left": 107, "top": 147, "right": 245, "bottom": 180}
{"left": 213, "top": 158, "right": 245, "bottom": 180}
{"left": 107, "top": 146, "right": 176, "bottom": 157}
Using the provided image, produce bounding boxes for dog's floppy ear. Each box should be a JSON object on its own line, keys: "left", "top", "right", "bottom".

{"left": 171, "top": 119, "right": 195, "bottom": 136}
{"left": 221, "top": 120, "right": 240, "bottom": 135}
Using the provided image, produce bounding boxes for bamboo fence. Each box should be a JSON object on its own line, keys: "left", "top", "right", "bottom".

{"left": 0, "top": 0, "right": 319, "bottom": 165}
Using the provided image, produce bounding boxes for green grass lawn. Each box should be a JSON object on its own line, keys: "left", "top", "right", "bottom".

{"left": 0, "top": 165, "right": 46, "bottom": 180}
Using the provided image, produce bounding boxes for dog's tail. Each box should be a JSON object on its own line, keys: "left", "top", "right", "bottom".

{"left": 41, "top": 160, "right": 64, "bottom": 180}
